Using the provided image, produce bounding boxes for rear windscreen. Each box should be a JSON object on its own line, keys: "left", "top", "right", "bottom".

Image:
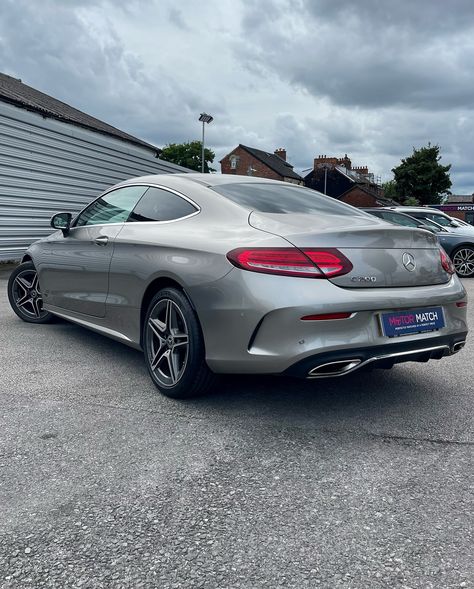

{"left": 212, "top": 182, "right": 366, "bottom": 216}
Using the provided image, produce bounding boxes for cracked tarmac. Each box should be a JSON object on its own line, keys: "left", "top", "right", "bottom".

{"left": 0, "top": 266, "right": 472, "bottom": 588}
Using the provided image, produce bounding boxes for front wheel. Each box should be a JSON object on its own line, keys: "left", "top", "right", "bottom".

{"left": 143, "top": 288, "right": 216, "bottom": 398}
{"left": 452, "top": 247, "right": 474, "bottom": 278}
{"left": 7, "top": 261, "right": 55, "bottom": 323}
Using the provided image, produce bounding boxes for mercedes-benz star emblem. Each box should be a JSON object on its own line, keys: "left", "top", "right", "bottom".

{"left": 402, "top": 252, "right": 416, "bottom": 272}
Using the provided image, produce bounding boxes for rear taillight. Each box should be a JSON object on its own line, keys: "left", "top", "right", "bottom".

{"left": 226, "top": 247, "right": 353, "bottom": 278}
{"left": 440, "top": 248, "right": 455, "bottom": 275}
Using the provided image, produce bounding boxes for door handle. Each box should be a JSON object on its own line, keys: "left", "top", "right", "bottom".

{"left": 94, "top": 236, "right": 109, "bottom": 246}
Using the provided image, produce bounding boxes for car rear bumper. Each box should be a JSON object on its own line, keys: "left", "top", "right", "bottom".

{"left": 187, "top": 269, "right": 468, "bottom": 374}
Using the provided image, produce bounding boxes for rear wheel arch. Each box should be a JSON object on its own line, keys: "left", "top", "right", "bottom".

{"left": 451, "top": 242, "right": 474, "bottom": 254}
{"left": 140, "top": 277, "right": 198, "bottom": 345}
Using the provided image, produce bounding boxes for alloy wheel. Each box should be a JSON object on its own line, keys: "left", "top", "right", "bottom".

{"left": 146, "top": 299, "right": 189, "bottom": 387}
{"left": 452, "top": 248, "right": 474, "bottom": 277}
{"left": 11, "top": 269, "right": 47, "bottom": 319}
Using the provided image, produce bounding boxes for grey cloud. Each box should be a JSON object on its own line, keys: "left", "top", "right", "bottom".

{"left": 0, "top": 0, "right": 211, "bottom": 147}
{"left": 303, "top": 0, "right": 474, "bottom": 34}
{"left": 239, "top": 0, "right": 474, "bottom": 110}
{"left": 168, "top": 7, "right": 191, "bottom": 31}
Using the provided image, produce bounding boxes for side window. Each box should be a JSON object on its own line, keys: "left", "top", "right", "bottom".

{"left": 129, "top": 187, "right": 198, "bottom": 222}
{"left": 385, "top": 212, "right": 418, "bottom": 227}
{"left": 424, "top": 213, "right": 451, "bottom": 227}
{"left": 75, "top": 186, "right": 148, "bottom": 227}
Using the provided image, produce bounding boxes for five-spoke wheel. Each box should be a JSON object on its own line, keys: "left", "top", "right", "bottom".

{"left": 144, "top": 288, "right": 216, "bottom": 398}
{"left": 147, "top": 298, "right": 190, "bottom": 388}
{"left": 7, "top": 262, "right": 54, "bottom": 323}
{"left": 452, "top": 247, "right": 474, "bottom": 278}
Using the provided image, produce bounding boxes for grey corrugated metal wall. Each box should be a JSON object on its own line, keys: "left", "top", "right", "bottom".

{"left": 0, "top": 101, "right": 188, "bottom": 261}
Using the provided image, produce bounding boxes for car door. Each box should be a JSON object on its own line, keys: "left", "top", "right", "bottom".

{"left": 40, "top": 185, "right": 147, "bottom": 317}
{"left": 106, "top": 185, "right": 199, "bottom": 316}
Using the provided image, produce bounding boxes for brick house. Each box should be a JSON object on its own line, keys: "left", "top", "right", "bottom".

{"left": 304, "top": 154, "right": 395, "bottom": 206}
{"left": 220, "top": 145, "right": 303, "bottom": 184}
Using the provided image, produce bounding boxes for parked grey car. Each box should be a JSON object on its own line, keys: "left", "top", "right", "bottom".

{"left": 8, "top": 175, "right": 468, "bottom": 398}
{"left": 391, "top": 207, "right": 474, "bottom": 277}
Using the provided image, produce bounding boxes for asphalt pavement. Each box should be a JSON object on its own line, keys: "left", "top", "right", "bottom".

{"left": 0, "top": 266, "right": 472, "bottom": 588}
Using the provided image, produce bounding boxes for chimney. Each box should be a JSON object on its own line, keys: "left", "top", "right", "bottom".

{"left": 353, "top": 166, "right": 369, "bottom": 175}
{"left": 313, "top": 155, "right": 338, "bottom": 170}
{"left": 337, "top": 154, "right": 352, "bottom": 170}
{"left": 274, "top": 148, "right": 287, "bottom": 161}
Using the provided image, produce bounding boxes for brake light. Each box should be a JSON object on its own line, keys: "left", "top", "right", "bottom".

{"left": 226, "top": 247, "right": 352, "bottom": 278}
{"left": 456, "top": 301, "right": 467, "bottom": 307}
{"left": 440, "top": 248, "right": 455, "bottom": 275}
{"left": 303, "top": 249, "right": 353, "bottom": 278}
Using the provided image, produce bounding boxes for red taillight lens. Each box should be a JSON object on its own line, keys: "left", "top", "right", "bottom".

{"left": 227, "top": 248, "right": 320, "bottom": 277}
{"left": 302, "top": 249, "right": 353, "bottom": 278}
{"left": 301, "top": 312, "right": 353, "bottom": 321}
{"left": 440, "top": 248, "right": 455, "bottom": 275}
{"left": 456, "top": 301, "right": 467, "bottom": 307}
{"left": 226, "top": 247, "right": 353, "bottom": 278}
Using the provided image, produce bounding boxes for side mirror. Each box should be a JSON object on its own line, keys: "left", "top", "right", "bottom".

{"left": 50, "top": 212, "right": 72, "bottom": 235}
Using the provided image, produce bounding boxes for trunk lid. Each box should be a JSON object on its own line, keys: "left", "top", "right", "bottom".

{"left": 248, "top": 211, "right": 449, "bottom": 287}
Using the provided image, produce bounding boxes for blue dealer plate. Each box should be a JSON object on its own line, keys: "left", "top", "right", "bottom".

{"left": 380, "top": 306, "right": 445, "bottom": 338}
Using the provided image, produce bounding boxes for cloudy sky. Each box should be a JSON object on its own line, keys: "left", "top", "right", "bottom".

{"left": 1, "top": 0, "right": 474, "bottom": 192}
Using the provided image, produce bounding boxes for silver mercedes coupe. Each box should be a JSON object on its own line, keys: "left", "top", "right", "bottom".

{"left": 8, "top": 174, "right": 468, "bottom": 398}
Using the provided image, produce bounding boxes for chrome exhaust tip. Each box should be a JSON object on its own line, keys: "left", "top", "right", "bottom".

{"left": 452, "top": 341, "right": 466, "bottom": 353}
{"left": 308, "top": 359, "right": 361, "bottom": 378}
{"left": 304, "top": 343, "right": 456, "bottom": 379}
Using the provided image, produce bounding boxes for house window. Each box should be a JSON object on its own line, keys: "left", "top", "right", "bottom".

{"left": 230, "top": 156, "right": 238, "bottom": 169}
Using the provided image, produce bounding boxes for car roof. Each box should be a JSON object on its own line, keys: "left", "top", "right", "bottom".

{"left": 107, "top": 173, "right": 303, "bottom": 217}
{"left": 391, "top": 206, "right": 447, "bottom": 213}
{"left": 119, "top": 173, "right": 295, "bottom": 189}
{"left": 362, "top": 208, "right": 425, "bottom": 222}
{"left": 362, "top": 207, "right": 421, "bottom": 217}
{"left": 362, "top": 207, "right": 404, "bottom": 211}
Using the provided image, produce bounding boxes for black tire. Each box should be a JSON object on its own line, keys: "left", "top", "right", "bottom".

{"left": 7, "top": 261, "right": 55, "bottom": 324}
{"left": 452, "top": 246, "right": 474, "bottom": 278}
{"left": 143, "top": 288, "right": 216, "bottom": 398}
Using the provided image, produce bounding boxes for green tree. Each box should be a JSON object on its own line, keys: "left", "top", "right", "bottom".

{"left": 403, "top": 196, "right": 420, "bottom": 206}
{"left": 160, "top": 140, "right": 216, "bottom": 173}
{"left": 391, "top": 144, "right": 451, "bottom": 205}
{"left": 381, "top": 180, "right": 401, "bottom": 202}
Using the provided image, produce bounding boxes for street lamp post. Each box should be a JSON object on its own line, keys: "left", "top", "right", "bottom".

{"left": 198, "top": 113, "right": 213, "bottom": 173}
{"left": 319, "top": 163, "right": 331, "bottom": 194}
{"left": 301, "top": 163, "right": 330, "bottom": 194}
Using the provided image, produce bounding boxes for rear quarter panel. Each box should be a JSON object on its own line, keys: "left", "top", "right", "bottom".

{"left": 105, "top": 203, "right": 293, "bottom": 345}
